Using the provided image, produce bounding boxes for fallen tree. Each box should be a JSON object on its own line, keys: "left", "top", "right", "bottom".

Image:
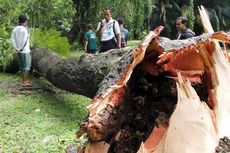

{"left": 32, "top": 47, "right": 135, "bottom": 98}
{"left": 32, "top": 6, "right": 230, "bottom": 153}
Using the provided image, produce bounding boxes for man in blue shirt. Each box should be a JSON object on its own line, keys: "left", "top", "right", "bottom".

{"left": 176, "top": 16, "right": 195, "bottom": 40}
{"left": 117, "top": 17, "right": 129, "bottom": 48}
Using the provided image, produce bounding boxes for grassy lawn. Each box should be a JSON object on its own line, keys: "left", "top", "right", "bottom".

{"left": 0, "top": 73, "right": 91, "bottom": 152}
{"left": 68, "top": 50, "right": 85, "bottom": 58}
{"left": 0, "top": 73, "right": 20, "bottom": 81}
{"left": 128, "top": 40, "right": 141, "bottom": 47}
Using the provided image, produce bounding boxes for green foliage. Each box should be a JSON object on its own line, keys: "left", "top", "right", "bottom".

{"left": 1, "top": 0, "right": 75, "bottom": 31}
{"left": 0, "top": 1, "right": 19, "bottom": 72}
{"left": 132, "top": 0, "right": 145, "bottom": 38}
{"left": 127, "top": 40, "right": 141, "bottom": 47}
{"left": 0, "top": 27, "right": 14, "bottom": 71}
{"left": 208, "top": 9, "right": 220, "bottom": 31}
{"left": 30, "top": 28, "right": 71, "bottom": 57}
{"left": 1, "top": 0, "right": 230, "bottom": 58}
{"left": 180, "top": 5, "right": 194, "bottom": 30}
{"left": 74, "top": 0, "right": 154, "bottom": 40}
{"left": 188, "top": 0, "right": 195, "bottom": 30}
{"left": 0, "top": 0, "right": 75, "bottom": 67}
{"left": 26, "top": 0, "right": 75, "bottom": 30}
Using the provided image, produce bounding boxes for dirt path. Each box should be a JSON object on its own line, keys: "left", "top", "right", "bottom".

{"left": 0, "top": 78, "right": 61, "bottom": 95}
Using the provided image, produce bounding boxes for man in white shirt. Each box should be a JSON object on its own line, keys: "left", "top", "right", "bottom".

{"left": 12, "top": 14, "right": 32, "bottom": 87}
{"left": 96, "top": 8, "right": 121, "bottom": 53}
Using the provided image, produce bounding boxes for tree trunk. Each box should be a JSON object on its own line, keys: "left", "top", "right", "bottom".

{"left": 32, "top": 47, "right": 135, "bottom": 98}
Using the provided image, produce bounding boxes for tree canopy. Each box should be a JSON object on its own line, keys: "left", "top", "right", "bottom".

{"left": 1, "top": 0, "right": 230, "bottom": 42}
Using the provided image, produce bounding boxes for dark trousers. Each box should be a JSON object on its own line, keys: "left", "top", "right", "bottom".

{"left": 100, "top": 38, "right": 117, "bottom": 53}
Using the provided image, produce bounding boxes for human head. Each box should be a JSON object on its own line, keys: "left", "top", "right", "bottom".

{"left": 103, "top": 8, "right": 112, "bottom": 22}
{"left": 87, "top": 24, "right": 93, "bottom": 30}
{"left": 176, "top": 16, "right": 188, "bottom": 32}
{"left": 18, "top": 14, "right": 28, "bottom": 25}
{"left": 117, "top": 17, "right": 124, "bottom": 25}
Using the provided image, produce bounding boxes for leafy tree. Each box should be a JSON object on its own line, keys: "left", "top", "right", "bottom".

{"left": 0, "top": 26, "right": 14, "bottom": 71}
{"left": 30, "top": 28, "right": 71, "bottom": 57}
{"left": 68, "top": 0, "right": 155, "bottom": 42}
{"left": 0, "top": 0, "right": 230, "bottom": 54}
{"left": 0, "top": 0, "right": 75, "bottom": 71}
{"left": 147, "top": 0, "right": 230, "bottom": 38}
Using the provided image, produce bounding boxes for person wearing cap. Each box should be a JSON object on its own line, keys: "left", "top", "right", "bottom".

{"left": 12, "top": 14, "right": 32, "bottom": 87}
{"left": 176, "top": 16, "right": 195, "bottom": 40}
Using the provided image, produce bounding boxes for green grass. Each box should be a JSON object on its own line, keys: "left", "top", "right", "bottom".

{"left": 68, "top": 51, "right": 85, "bottom": 58}
{"left": 0, "top": 73, "right": 91, "bottom": 153}
{"left": 0, "top": 73, "right": 20, "bottom": 81}
{"left": 128, "top": 40, "right": 141, "bottom": 47}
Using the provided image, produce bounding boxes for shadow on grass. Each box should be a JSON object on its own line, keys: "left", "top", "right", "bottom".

{"left": 31, "top": 91, "right": 91, "bottom": 126}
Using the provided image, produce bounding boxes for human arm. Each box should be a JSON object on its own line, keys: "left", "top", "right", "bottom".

{"left": 125, "top": 30, "right": 129, "bottom": 42}
{"left": 114, "top": 21, "right": 121, "bottom": 48}
{"left": 123, "top": 30, "right": 129, "bottom": 47}
{"left": 96, "top": 21, "right": 104, "bottom": 36}
{"left": 85, "top": 41, "right": 88, "bottom": 53}
{"left": 84, "top": 32, "right": 88, "bottom": 52}
{"left": 116, "top": 33, "right": 121, "bottom": 48}
{"left": 11, "top": 29, "right": 20, "bottom": 53}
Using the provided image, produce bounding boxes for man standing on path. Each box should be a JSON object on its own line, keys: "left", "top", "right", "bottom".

{"left": 96, "top": 8, "right": 121, "bottom": 53}
{"left": 117, "top": 17, "right": 129, "bottom": 48}
{"left": 12, "top": 14, "right": 32, "bottom": 87}
{"left": 176, "top": 16, "right": 195, "bottom": 40}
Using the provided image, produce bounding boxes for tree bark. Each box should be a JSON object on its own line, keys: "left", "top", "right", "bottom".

{"left": 32, "top": 47, "right": 135, "bottom": 98}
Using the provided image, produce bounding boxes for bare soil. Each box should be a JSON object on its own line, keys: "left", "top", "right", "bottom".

{"left": 0, "top": 77, "right": 61, "bottom": 95}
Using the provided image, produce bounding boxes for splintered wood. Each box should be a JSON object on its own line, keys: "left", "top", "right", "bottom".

{"left": 138, "top": 5, "right": 230, "bottom": 153}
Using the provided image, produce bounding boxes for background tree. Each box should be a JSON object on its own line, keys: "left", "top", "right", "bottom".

{"left": 0, "top": 0, "right": 75, "bottom": 71}
{"left": 1, "top": 0, "right": 230, "bottom": 71}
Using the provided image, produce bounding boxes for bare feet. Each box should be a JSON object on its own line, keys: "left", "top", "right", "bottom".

{"left": 25, "top": 80, "right": 32, "bottom": 84}
{"left": 22, "top": 81, "right": 32, "bottom": 87}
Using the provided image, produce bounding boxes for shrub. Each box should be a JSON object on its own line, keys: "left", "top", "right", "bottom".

{"left": 30, "top": 28, "right": 71, "bottom": 57}
{"left": 0, "top": 27, "right": 14, "bottom": 71}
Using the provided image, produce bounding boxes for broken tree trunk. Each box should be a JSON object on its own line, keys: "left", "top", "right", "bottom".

{"left": 137, "top": 6, "right": 230, "bottom": 153}
{"left": 31, "top": 22, "right": 230, "bottom": 152}
{"left": 32, "top": 47, "right": 135, "bottom": 98}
